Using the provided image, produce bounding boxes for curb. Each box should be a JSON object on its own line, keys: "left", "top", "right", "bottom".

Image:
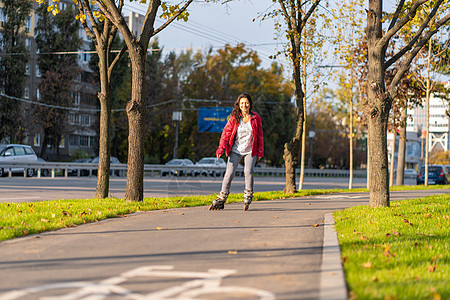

{"left": 320, "top": 213, "right": 348, "bottom": 300}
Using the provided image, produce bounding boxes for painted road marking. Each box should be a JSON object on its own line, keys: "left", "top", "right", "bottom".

{"left": 0, "top": 265, "right": 275, "bottom": 300}
{"left": 320, "top": 195, "right": 366, "bottom": 199}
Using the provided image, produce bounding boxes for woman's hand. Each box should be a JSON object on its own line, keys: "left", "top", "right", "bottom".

{"left": 257, "top": 156, "right": 262, "bottom": 161}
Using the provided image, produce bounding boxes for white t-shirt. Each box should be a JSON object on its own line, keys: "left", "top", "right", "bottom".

{"left": 231, "top": 119, "right": 253, "bottom": 155}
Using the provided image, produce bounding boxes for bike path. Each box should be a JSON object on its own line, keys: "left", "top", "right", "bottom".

{"left": 0, "top": 189, "right": 448, "bottom": 300}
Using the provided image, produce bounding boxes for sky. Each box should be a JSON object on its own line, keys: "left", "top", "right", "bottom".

{"left": 123, "top": 1, "right": 283, "bottom": 70}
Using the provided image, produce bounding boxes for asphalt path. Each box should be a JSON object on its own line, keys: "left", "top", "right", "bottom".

{"left": 0, "top": 176, "right": 417, "bottom": 203}
{"left": 0, "top": 189, "right": 448, "bottom": 300}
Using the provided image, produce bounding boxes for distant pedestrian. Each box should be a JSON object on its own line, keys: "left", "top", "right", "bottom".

{"left": 209, "top": 93, "right": 264, "bottom": 211}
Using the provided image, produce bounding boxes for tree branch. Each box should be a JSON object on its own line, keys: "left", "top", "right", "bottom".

{"left": 108, "top": 44, "right": 127, "bottom": 80}
{"left": 387, "top": 12, "right": 450, "bottom": 97}
{"left": 277, "top": 0, "right": 291, "bottom": 25}
{"left": 153, "top": 0, "right": 194, "bottom": 37}
{"left": 300, "top": 0, "right": 321, "bottom": 30}
{"left": 95, "top": 0, "right": 136, "bottom": 51}
{"left": 376, "top": 0, "right": 427, "bottom": 50}
{"left": 387, "top": 0, "right": 405, "bottom": 32}
{"left": 385, "top": 0, "right": 445, "bottom": 69}
{"left": 80, "top": 0, "right": 99, "bottom": 42}
{"left": 138, "top": 0, "right": 161, "bottom": 47}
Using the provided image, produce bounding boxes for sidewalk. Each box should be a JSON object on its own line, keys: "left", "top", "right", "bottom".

{"left": 0, "top": 189, "right": 447, "bottom": 299}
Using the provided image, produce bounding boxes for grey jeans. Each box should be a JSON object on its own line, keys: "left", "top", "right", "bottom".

{"left": 220, "top": 151, "right": 257, "bottom": 195}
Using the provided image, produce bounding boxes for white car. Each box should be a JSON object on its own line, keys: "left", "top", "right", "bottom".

{"left": 162, "top": 158, "right": 195, "bottom": 176}
{"left": 0, "top": 144, "right": 38, "bottom": 177}
{"left": 194, "top": 157, "right": 226, "bottom": 177}
{"left": 403, "top": 168, "right": 418, "bottom": 179}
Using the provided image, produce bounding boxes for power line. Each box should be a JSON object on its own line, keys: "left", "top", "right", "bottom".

{"left": 0, "top": 93, "right": 177, "bottom": 112}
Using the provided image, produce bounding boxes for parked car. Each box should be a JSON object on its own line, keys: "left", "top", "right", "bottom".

{"left": 91, "top": 156, "right": 124, "bottom": 177}
{"left": 0, "top": 144, "right": 37, "bottom": 177}
{"left": 68, "top": 158, "right": 93, "bottom": 176}
{"left": 416, "top": 165, "right": 449, "bottom": 185}
{"left": 37, "top": 157, "right": 50, "bottom": 177}
{"left": 194, "top": 157, "right": 226, "bottom": 177}
{"left": 403, "top": 168, "right": 418, "bottom": 179}
{"left": 162, "top": 158, "right": 195, "bottom": 176}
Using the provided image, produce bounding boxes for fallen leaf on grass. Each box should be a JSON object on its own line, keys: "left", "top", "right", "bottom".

{"left": 362, "top": 262, "right": 373, "bottom": 269}
{"left": 23, "top": 229, "right": 29, "bottom": 236}
{"left": 427, "top": 264, "right": 437, "bottom": 272}
{"left": 62, "top": 211, "right": 72, "bottom": 217}
{"left": 417, "top": 232, "right": 435, "bottom": 237}
{"left": 432, "top": 293, "right": 441, "bottom": 300}
{"left": 40, "top": 218, "right": 49, "bottom": 223}
{"left": 403, "top": 219, "right": 413, "bottom": 226}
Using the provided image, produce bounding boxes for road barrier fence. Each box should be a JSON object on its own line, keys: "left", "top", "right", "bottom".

{"left": 0, "top": 162, "right": 367, "bottom": 179}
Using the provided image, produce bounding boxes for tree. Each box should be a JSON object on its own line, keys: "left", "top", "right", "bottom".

{"left": 34, "top": 3, "right": 80, "bottom": 159}
{"left": 365, "top": 0, "right": 450, "bottom": 207}
{"left": 90, "top": 0, "right": 193, "bottom": 201}
{"left": 44, "top": 0, "right": 193, "bottom": 200}
{"left": 268, "top": 0, "right": 323, "bottom": 193}
{"left": 331, "top": 0, "right": 366, "bottom": 189}
{"left": 0, "top": 0, "right": 32, "bottom": 143}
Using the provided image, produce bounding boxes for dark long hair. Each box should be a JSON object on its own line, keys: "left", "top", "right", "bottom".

{"left": 231, "top": 93, "right": 253, "bottom": 121}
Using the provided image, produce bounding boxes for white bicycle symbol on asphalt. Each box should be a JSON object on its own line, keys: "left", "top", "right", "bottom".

{"left": 0, "top": 265, "right": 275, "bottom": 300}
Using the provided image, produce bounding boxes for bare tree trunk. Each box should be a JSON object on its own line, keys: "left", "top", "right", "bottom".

{"left": 95, "top": 51, "right": 112, "bottom": 199}
{"left": 389, "top": 131, "right": 396, "bottom": 186}
{"left": 366, "top": 131, "right": 370, "bottom": 189}
{"left": 424, "top": 41, "right": 432, "bottom": 187}
{"left": 125, "top": 52, "right": 146, "bottom": 202}
{"left": 349, "top": 88, "right": 354, "bottom": 189}
{"left": 396, "top": 104, "right": 407, "bottom": 186}
{"left": 299, "top": 114, "right": 306, "bottom": 191}
{"left": 284, "top": 76, "right": 304, "bottom": 194}
{"left": 367, "top": 0, "right": 390, "bottom": 207}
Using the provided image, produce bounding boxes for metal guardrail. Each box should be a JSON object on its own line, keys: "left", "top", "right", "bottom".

{"left": 0, "top": 162, "right": 367, "bottom": 179}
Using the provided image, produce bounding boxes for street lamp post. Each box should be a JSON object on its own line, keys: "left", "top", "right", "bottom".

{"left": 172, "top": 111, "right": 182, "bottom": 159}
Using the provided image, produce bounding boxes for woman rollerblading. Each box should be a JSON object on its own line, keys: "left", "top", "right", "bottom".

{"left": 210, "top": 93, "right": 264, "bottom": 211}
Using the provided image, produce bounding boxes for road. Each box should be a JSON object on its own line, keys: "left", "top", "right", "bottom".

{"left": 0, "top": 176, "right": 418, "bottom": 203}
{"left": 0, "top": 189, "right": 447, "bottom": 300}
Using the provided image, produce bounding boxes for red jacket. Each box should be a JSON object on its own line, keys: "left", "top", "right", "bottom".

{"left": 216, "top": 112, "right": 264, "bottom": 158}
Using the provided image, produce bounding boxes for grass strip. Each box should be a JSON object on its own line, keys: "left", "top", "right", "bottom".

{"left": 0, "top": 184, "right": 448, "bottom": 242}
{"left": 0, "top": 188, "right": 335, "bottom": 242}
{"left": 334, "top": 193, "right": 449, "bottom": 300}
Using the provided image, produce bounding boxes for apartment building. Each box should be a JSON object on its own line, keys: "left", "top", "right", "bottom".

{"left": 407, "top": 86, "right": 450, "bottom": 153}
{"left": 0, "top": 0, "right": 98, "bottom": 160}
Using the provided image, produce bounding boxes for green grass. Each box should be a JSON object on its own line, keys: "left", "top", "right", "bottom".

{"left": 0, "top": 188, "right": 341, "bottom": 242}
{"left": 334, "top": 194, "right": 449, "bottom": 300}
{"left": 0, "top": 184, "right": 448, "bottom": 244}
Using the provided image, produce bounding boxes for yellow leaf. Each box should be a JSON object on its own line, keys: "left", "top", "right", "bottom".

{"left": 41, "top": 218, "right": 49, "bottom": 223}
{"left": 156, "top": 227, "right": 163, "bottom": 230}
{"left": 228, "top": 250, "right": 238, "bottom": 255}
{"left": 362, "top": 262, "right": 373, "bottom": 268}
{"left": 47, "top": 5, "right": 54, "bottom": 12}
